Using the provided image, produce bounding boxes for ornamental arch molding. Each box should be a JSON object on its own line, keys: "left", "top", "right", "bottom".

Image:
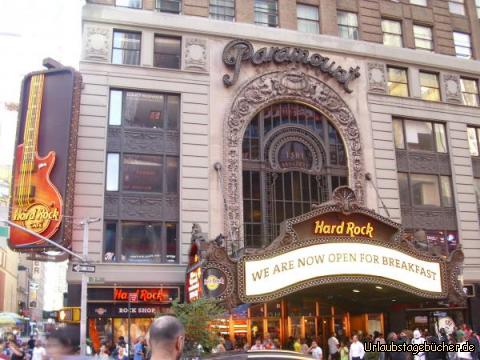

{"left": 223, "top": 69, "right": 365, "bottom": 244}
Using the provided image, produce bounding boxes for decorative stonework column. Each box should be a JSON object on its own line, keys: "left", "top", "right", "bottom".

{"left": 82, "top": 25, "right": 112, "bottom": 62}
{"left": 183, "top": 37, "right": 208, "bottom": 72}
{"left": 367, "top": 63, "right": 387, "bottom": 94}
{"left": 442, "top": 73, "right": 462, "bottom": 104}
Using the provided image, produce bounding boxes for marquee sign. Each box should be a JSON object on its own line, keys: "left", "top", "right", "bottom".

{"left": 241, "top": 241, "right": 444, "bottom": 301}
{"left": 8, "top": 64, "right": 82, "bottom": 252}
{"left": 222, "top": 39, "right": 361, "bottom": 92}
{"left": 188, "top": 187, "right": 465, "bottom": 307}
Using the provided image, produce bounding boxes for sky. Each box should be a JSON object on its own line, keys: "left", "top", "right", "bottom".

{"left": 0, "top": 0, "right": 84, "bottom": 311}
{"left": 0, "top": 0, "right": 84, "bottom": 166}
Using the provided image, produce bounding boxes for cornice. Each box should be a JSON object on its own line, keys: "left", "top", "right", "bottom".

{"left": 82, "top": 4, "right": 480, "bottom": 76}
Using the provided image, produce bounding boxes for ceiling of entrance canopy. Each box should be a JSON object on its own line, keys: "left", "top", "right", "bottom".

{"left": 295, "top": 282, "right": 438, "bottom": 313}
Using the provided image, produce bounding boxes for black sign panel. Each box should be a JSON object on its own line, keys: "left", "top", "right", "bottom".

{"left": 88, "top": 303, "right": 168, "bottom": 318}
{"left": 202, "top": 268, "right": 227, "bottom": 298}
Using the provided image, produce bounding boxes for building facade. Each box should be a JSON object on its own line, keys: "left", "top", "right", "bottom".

{"left": 70, "top": 0, "right": 480, "bottom": 348}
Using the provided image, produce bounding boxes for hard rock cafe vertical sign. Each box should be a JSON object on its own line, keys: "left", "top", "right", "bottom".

{"left": 8, "top": 65, "right": 82, "bottom": 252}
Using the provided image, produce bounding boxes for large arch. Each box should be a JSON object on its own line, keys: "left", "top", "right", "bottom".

{"left": 223, "top": 69, "right": 364, "bottom": 246}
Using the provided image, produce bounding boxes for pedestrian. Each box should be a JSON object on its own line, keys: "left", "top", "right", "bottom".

{"left": 9, "top": 340, "right": 25, "bottom": 360}
{"left": 294, "top": 338, "right": 302, "bottom": 352}
{"left": 329, "top": 333, "right": 340, "bottom": 360}
{"left": 340, "top": 341, "right": 349, "bottom": 360}
{"left": 45, "top": 326, "right": 80, "bottom": 360}
{"left": 96, "top": 344, "right": 110, "bottom": 360}
{"left": 31, "top": 341, "right": 46, "bottom": 360}
{"left": 300, "top": 339, "right": 309, "bottom": 355}
{"left": 213, "top": 338, "right": 226, "bottom": 353}
{"left": 412, "top": 330, "right": 426, "bottom": 360}
{"left": 147, "top": 315, "right": 185, "bottom": 360}
{"left": 134, "top": 337, "right": 144, "bottom": 360}
{"left": 469, "top": 332, "right": 479, "bottom": 360}
{"left": 349, "top": 335, "right": 365, "bottom": 360}
{"left": 250, "top": 339, "right": 264, "bottom": 351}
{"left": 224, "top": 337, "right": 234, "bottom": 351}
{"left": 115, "top": 346, "right": 128, "bottom": 360}
{"left": 456, "top": 331, "right": 472, "bottom": 360}
{"left": 310, "top": 340, "right": 323, "bottom": 360}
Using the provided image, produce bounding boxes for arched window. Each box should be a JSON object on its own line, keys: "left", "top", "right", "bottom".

{"left": 242, "top": 102, "right": 348, "bottom": 247}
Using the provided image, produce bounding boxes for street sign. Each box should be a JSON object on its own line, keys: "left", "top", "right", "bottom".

{"left": 72, "top": 263, "right": 96, "bottom": 273}
{"left": 433, "top": 311, "right": 447, "bottom": 317}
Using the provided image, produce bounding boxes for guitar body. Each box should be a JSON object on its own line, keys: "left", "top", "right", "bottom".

{"left": 10, "top": 144, "right": 63, "bottom": 247}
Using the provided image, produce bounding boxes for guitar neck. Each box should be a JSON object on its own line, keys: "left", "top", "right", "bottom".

{"left": 24, "top": 74, "right": 44, "bottom": 158}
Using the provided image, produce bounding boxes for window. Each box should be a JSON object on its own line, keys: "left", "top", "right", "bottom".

{"left": 382, "top": 19, "right": 402, "bottom": 47}
{"left": 154, "top": 35, "right": 181, "bottom": 69}
{"left": 387, "top": 66, "right": 409, "bottom": 97}
{"left": 453, "top": 32, "right": 472, "bottom": 59}
{"left": 461, "top": 79, "right": 479, "bottom": 107}
{"left": 209, "top": 0, "right": 234, "bottom": 21}
{"left": 419, "top": 72, "right": 440, "bottom": 101}
{"left": 449, "top": 0, "right": 465, "bottom": 15}
{"left": 410, "top": 0, "right": 427, "bottom": 5}
{"left": 111, "top": 221, "right": 178, "bottom": 263}
{"left": 404, "top": 173, "right": 452, "bottom": 207}
{"left": 297, "top": 4, "right": 319, "bottom": 34}
{"left": 476, "top": 0, "right": 480, "bottom": 18}
{"left": 467, "top": 127, "right": 480, "bottom": 156}
{"left": 116, "top": 0, "right": 142, "bottom": 8}
{"left": 413, "top": 25, "right": 433, "bottom": 51}
{"left": 242, "top": 103, "right": 348, "bottom": 247}
{"left": 108, "top": 90, "right": 180, "bottom": 129}
{"left": 474, "top": 178, "right": 480, "bottom": 207}
{"left": 112, "top": 31, "right": 141, "bottom": 65}
{"left": 397, "top": 172, "right": 410, "bottom": 206}
{"left": 106, "top": 153, "right": 120, "bottom": 191}
{"left": 123, "top": 154, "right": 164, "bottom": 192}
{"left": 255, "top": 0, "right": 278, "bottom": 27}
{"left": 156, "top": 0, "right": 181, "bottom": 13}
{"left": 393, "top": 119, "right": 447, "bottom": 153}
{"left": 337, "top": 11, "right": 359, "bottom": 40}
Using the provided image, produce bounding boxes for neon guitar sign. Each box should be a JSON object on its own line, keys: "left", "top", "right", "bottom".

{"left": 10, "top": 73, "right": 63, "bottom": 247}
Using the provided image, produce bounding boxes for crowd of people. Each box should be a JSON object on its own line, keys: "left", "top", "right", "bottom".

{"left": 210, "top": 323, "right": 480, "bottom": 360}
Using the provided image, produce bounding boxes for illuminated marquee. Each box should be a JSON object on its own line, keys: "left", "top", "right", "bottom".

{"left": 242, "top": 242, "right": 443, "bottom": 300}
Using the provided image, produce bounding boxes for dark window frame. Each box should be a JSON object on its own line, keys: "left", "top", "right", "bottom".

{"left": 103, "top": 220, "right": 179, "bottom": 264}
{"left": 419, "top": 71, "right": 441, "bottom": 101}
{"left": 413, "top": 24, "right": 433, "bottom": 51}
{"left": 460, "top": 78, "right": 479, "bottom": 107}
{"left": 467, "top": 126, "right": 480, "bottom": 157}
{"left": 254, "top": 0, "right": 279, "bottom": 27}
{"left": 393, "top": 118, "right": 448, "bottom": 153}
{"left": 115, "top": 0, "right": 142, "bottom": 9}
{"left": 153, "top": 34, "right": 182, "bottom": 70}
{"left": 337, "top": 11, "right": 359, "bottom": 40}
{"left": 398, "top": 172, "right": 454, "bottom": 208}
{"left": 156, "top": 0, "right": 182, "bottom": 13}
{"left": 209, "top": 0, "right": 235, "bottom": 21}
{"left": 387, "top": 66, "right": 409, "bottom": 97}
{"left": 112, "top": 30, "right": 142, "bottom": 66}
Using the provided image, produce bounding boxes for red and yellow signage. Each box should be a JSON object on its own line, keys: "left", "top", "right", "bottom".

{"left": 8, "top": 66, "right": 82, "bottom": 252}
{"left": 113, "top": 288, "right": 173, "bottom": 303}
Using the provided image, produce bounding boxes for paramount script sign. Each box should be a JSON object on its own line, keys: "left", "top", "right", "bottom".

{"left": 222, "top": 39, "right": 361, "bottom": 92}
{"left": 243, "top": 242, "right": 443, "bottom": 298}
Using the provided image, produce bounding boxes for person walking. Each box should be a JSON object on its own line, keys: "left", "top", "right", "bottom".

{"left": 340, "top": 341, "right": 349, "bottom": 360}
{"left": 147, "top": 315, "right": 185, "bottom": 360}
{"left": 349, "top": 335, "right": 365, "bottom": 360}
{"left": 329, "top": 333, "right": 340, "bottom": 360}
{"left": 31, "top": 341, "right": 46, "bottom": 360}
{"left": 134, "top": 337, "right": 145, "bottom": 360}
{"left": 116, "top": 346, "right": 129, "bottom": 360}
{"left": 96, "top": 344, "right": 110, "bottom": 360}
{"left": 310, "top": 340, "right": 323, "bottom": 360}
{"left": 456, "top": 332, "right": 472, "bottom": 360}
{"left": 412, "top": 330, "right": 426, "bottom": 360}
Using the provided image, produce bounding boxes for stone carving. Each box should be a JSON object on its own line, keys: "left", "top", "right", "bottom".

{"left": 401, "top": 207, "right": 458, "bottom": 230}
{"left": 84, "top": 26, "right": 111, "bottom": 62}
{"left": 265, "top": 125, "right": 326, "bottom": 174}
{"left": 447, "top": 249, "right": 467, "bottom": 305}
{"left": 121, "top": 195, "right": 164, "bottom": 220}
{"left": 184, "top": 38, "right": 208, "bottom": 72}
{"left": 443, "top": 74, "right": 461, "bottom": 104}
{"left": 223, "top": 70, "right": 365, "bottom": 245}
{"left": 368, "top": 63, "right": 387, "bottom": 93}
{"left": 104, "top": 194, "right": 119, "bottom": 219}
{"left": 123, "top": 130, "right": 168, "bottom": 154}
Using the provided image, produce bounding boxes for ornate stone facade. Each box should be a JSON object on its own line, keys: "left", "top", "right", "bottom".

{"left": 183, "top": 37, "right": 208, "bottom": 72}
{"left": 442, "top": 73, "right": 462, "bottom": 104}
{"left": 223, "top": 69, "right": 365, "bottom": 246}
{"left": 83, "top": 25, "right": 112, "bottom": 62}
{"left": 367, "top": 63, "right": 387, "bottom": 94}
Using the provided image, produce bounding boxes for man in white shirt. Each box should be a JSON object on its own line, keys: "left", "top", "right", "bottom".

{"left": 411, "top": 330, "right": 426, "bottom": 360}
{"left": 328, "top": 333, "right": 340, "bottom": 360}
{"left": 310, "top": 340, "right": 323, "bottom": 360}
{"left": 31, "top": 341, "right": 46, "bottom": 360}
{"left": 250, "top": 339, "right": 264, "bottom": 351}
{"left": 349, "top": 335, "right": 365, "bottom": 360}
